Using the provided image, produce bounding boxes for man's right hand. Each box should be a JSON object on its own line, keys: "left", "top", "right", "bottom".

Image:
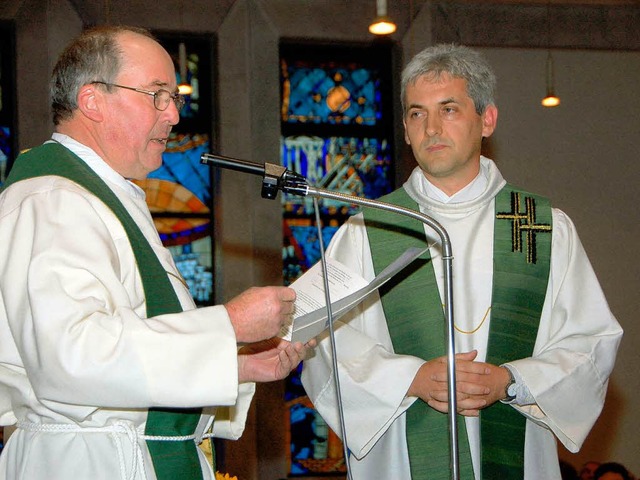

{"left": 225, "top": 286, "right": 296, "bottom": 343}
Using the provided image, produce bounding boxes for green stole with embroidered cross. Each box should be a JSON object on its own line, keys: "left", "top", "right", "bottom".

{"left": 3, "top": 142, "right": 206, "bottom": 480}
{"left": 363, "top": 184, "right": 551, "bottom": 479}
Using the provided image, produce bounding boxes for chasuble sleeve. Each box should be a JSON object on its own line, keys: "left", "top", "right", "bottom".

{"left": 1, "top": 178, "right": 244, "bottom": 417}
{"left": 504, "top": 209, "right": 622, "bottom": 452}
{"left": 210, "top": 382, "right": 256, "bottom": 440}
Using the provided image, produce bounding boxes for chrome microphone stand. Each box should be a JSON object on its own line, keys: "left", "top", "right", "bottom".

{"left": 201, "top": 153, "right": 461, "bottom": 480}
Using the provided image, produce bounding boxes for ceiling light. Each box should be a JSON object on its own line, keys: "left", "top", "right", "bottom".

{"left": 369, "top": 0, "right": 396, "bottom": 35}
{"left": 541, "top": 3, "right": 560, "bottom": 108}
{"left": 541, "top": 51, "right": 560, "bottom": 108}
{"left": 178, "top": 42, "right": 193, "bottom": 96}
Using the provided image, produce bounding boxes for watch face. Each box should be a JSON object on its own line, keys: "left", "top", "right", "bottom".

{"left": 507, "top": 383, "right": 517, "bottom": 397}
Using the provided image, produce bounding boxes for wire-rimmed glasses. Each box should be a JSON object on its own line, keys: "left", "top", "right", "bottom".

{"left": 91, "top": 81, "right": 185, "bottom": 112}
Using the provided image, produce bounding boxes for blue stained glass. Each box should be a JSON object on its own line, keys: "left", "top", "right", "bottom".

{"left": 285, "top": 225, "right": 339, "bottom": 273}
{"left": 281, "top": 135, "right": 392, "bottom": 286}
{"left": 281, "top": 43, "right": 394, "bottom": 477}
{"left": 176, "top": 52, "right": 200, "bottom": 120}
{"left": 138, "top": 132, "right": 213, "bottom": 305}
{"left": 282, "top": 61, "right": 382, "bottom": 126}
{"left": 151, "top": 133, "right": 211, "bottom": 205}
{"left": 144, "top": 34, "right": 215, "bottom": 307}
{"left": 281, "top": 135, "right": 392, "bottom": 213}
{"left": 168, "top": 236, "right": 213, "bottom": 304}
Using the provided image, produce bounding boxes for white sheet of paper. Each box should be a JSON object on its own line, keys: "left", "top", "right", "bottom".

{"left": 280, "top": 246, "right": 428, "bottom": 343}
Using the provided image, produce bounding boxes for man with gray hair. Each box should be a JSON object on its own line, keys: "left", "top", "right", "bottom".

{"left": 0, "top": 25, "right": 311, "bottom": 480}
{"left": 302, "top": 44, "right": 622, "bottom": 479}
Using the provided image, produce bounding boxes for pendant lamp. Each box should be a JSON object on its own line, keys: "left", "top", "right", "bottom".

{"left": 369, "top": 0, "right": 397, "bottom": 35}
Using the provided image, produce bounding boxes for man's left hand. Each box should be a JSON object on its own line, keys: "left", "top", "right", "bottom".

{"left": 237, "top": 337, "right": 315, "bottom": 383}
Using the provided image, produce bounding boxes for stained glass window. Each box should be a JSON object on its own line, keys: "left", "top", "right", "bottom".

{"left": 280, "top": 42, "right": 394, "bottom": 287}
{"left": 282, "top": 134, "right": 393, "bottom": 284}
{"left": 280, "top": 41, "right": 395, "bottom": 477}
{"left": 134, "top": 33, "right": 216, "bottom": 306}
{"left": 281, "top": 60, "right": 383, "bottom": 126}
{"left": 135, "top": 133, "right": 214, "bottom": 304}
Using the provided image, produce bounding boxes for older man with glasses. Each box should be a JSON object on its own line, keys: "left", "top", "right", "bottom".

{"left": 0, "top": 25, "right": 312, "bottom": 480}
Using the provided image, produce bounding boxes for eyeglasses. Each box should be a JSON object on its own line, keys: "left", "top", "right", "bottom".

{"left": 91, "top": 81, "right": 185, "bottom": 112}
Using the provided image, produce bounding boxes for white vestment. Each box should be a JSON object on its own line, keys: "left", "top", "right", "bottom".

{"left": 301, "top": 157, "right": 622, "bottom": 480}
{"left": 0, "top": 134, "right": 254, "bottom": 480}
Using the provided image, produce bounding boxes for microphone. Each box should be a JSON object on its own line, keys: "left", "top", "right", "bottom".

{"left": 200, "top": 153, "right": 264, "bottom": 176}
{"left": 200, "top": 153, "right": 307, "bottom": 199}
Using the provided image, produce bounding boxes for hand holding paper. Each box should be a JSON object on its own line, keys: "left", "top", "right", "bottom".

{"left": 280, "top": 247, "right": 428, "bottom": 343}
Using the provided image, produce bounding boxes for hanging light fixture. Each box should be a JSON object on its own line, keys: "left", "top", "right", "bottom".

{"left": 541, "top": 51, "right": 560, "bottom": 107}
{"left": 541, "top": 2, "right": 560, "bottom": 107}
{"left": 178, "top": 42, "right": 193, "bottom": 95}
{"left": 369, "top": 0, "right": 397, "bottom": 35}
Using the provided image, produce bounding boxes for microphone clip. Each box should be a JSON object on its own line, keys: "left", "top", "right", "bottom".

{"left": 262, "top": 162, "right": 308, "bottom": 200}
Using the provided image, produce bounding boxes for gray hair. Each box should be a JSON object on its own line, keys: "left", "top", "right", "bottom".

{"left": 50, "top": 25, "right": 154, "bottom": 125}
{"left": 400, "top": 44, "right": 497, "bottom": 115}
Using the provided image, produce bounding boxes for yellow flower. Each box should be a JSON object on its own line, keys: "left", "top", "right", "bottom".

{"left": 215, "top": 472, "right": 238, "bottom": 480}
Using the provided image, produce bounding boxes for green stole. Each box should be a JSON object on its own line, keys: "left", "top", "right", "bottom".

{"left": 3, "top": 142, "right": 205, "bottom": 480}
{"left": 363, "top": 184, "right": 551, "bottom": 479}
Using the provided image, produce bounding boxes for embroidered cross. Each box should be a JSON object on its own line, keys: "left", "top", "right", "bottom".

{"left": 496, "top": 192, "right": 551, "bottom": 264}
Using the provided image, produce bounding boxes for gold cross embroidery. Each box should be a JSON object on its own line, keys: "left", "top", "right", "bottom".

{"left": 496, "top": 192, "right": 552, "bottom": 264}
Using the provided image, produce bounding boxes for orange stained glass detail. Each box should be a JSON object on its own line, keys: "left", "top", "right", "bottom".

{"left": 133, "top": 178, "right": 211, "bottom": 238}
{"left": 134, "top": 178, "right": 210, "bottom": 216}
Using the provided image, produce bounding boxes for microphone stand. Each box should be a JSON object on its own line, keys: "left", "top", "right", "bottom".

{"left": 201, "top": 153, "right": 461, "bottom": 480}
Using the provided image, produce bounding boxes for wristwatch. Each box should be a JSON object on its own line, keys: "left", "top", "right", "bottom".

{"left": 504, "top": 367, "right": 517, "bottom": 402}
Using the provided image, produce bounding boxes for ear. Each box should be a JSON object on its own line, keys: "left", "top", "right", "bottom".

{"left": 76, "top": 84, "right": 104, "bottom": 122}
{"left": 402, "top": 116, "right": 410, "bottom": 145}
{"left": 481, "top": 104, "right": 498, "bottom": 138}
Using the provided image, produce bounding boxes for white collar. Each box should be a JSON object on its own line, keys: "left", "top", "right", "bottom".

{"left": 422, "top": 167, "right": 489, "bottom": 204}
{"left": 403, "top": 156, "right": 507, "bottom": 214}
